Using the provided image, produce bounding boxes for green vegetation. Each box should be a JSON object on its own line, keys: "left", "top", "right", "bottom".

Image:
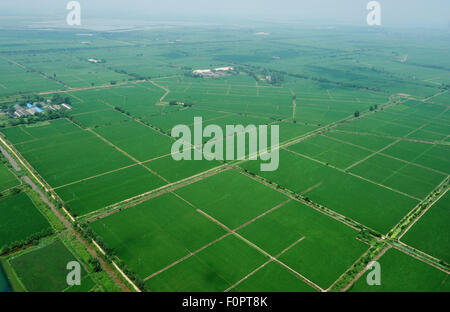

{"left": 9, "top": 239, "right": 91, "bottom": 292}
{"left": 0, "top": 22, "right": 448, "bottom": 293}
{"left": 0, "top": 161, "right": 19, "bottom": 192}
{"left": 349, "top": 248, "right": 450, "bottom": 292}
{"left": 0, "top": 192, "right": 52, "bottom": 254}
{"left": 402, "top": 192, "right": 450, "bottom": 263}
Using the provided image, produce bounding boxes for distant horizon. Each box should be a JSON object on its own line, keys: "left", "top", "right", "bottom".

{"left": 0, "top": 0, "right": 449, "bottom": 29}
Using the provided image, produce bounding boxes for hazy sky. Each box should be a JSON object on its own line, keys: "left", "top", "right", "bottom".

{"left": 1, "top": 0, "right": 449, "bottom": 28}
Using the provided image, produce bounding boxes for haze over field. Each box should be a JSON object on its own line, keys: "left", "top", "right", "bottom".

{"left": 0, "top": 0, "right": 449, "bottom": 28}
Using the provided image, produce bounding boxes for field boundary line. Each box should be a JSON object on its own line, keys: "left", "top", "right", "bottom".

{"left": 238, "top": 168, "right": 365, "bottom": 232}
{"left": 81, "top": 165, "right": 230, "bottom": 222}
{"left": 283, "top": 147, "right": 421, "bottom": 201}
{"left": 51, "top": 152, "right": 173, "bottom": 191}
{"left": 389, "top": 240, "right": 449, "bottom": 274}
{"left": 143, "top": 233, "right": 232, "bottom": 282}
{"left": 398, "top": 178, "right": 449, "bottom": 240}
{"left": 344, "top": 139, "right": 401, "bottom": 171}
{"left": 196, "top": 209, "right": 324, "bottom": 292}
{"left": 37, "top": 79, "right": 147, "bottom": 95}
{"left": 70, "top": 108, "right": 112, "bottom": 116}
{"left": 143, "top": 198, "right": 292, "bottom": 283}
{"left": 331, "top": 129, "right": 450, "bottom": 146}
{"left": 224, "top": 236, "right": 305, "bottom": 292}
{"left": 343, "top": 120, "right": 432, "bottom": 173}
{"left": 234, "top": 199, "right": 292, "bottom": 232}
{"left": 87, "top": 128, "right": 171, "bottom": 183}
{"left": 322, "top": 134, "right": 448, "bottom": 176}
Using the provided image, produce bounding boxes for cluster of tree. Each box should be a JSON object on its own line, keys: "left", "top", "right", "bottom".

{"left": 261, "top": 69, "right": 285, "bottom": 85}
{"left": 51, "top": 93, "right": 71, "bottom": 105}
{"left": 114, "top": 106, "right": 131, "bottom": 116}
{"left": 169, "top": 100, "right": 194, "bottom": 107}
{"left": 369, "top": 104, "right": 378, "bottom": 111}
{"left": 4, "top": 109, "right": 69, "bottom": 128}
{"left": 0, "top": 227, "right": 54, "bottom": 256}
{"left": 88, "top": 257, "right": 102, "bottom": 273}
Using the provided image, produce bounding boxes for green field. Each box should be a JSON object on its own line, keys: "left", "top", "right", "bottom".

{"left": 93, "top": 120, "right": 175, "bottom": 161}
{"left": 145, "top": 235, "right": 268, "bottom": 291}
{"left": 231, "top": 262, "right": 316, "bottom": 292}
{"left": 0, "top": 162, "right": 19, "bottom": 192}
{"left": 9, "top": 239, "right": 91, "bottom": 292}
{"left": 4, "top": 119, "right": 133, "bottom": 188}
{"left": 0, "top": 19, "right": 449, "bottom": 293}
{"left": 349, "top": 154, "right": 446, "bottom": 199}
{"left": 56, "top": 164, "right": 167, "bottom": 216}
{"left": 176, "top": 170, "right": 288, "bottom": 229}
{"left": 241, "top": 149, "right": 418, "bottom": 233}
{"left": 0, "top": 192, "right": 52, "bottom": 249}
{"left": 402, "top": 192, "right": 450, "bottom": 263}
{"left": 238, "top": 200, "right": 367, "bottom": 289}
{"left": 349, "top": 248, "right": 450, "bottom": 292}
{"left": 90, "top": 192, "right": 226, "bottom": 279}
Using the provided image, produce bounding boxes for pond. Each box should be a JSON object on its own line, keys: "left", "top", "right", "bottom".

{"left": 0, "top": 263, "right": 12, "bottom": 292}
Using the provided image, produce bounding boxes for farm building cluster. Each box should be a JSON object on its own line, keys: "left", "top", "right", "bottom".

{"left": 192, "top": 66, "right": 234, "bottom": 78}
{"left": 13, "top": 101, "right": 72, "bottom": 118}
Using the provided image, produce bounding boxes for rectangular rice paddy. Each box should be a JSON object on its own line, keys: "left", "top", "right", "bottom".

{"left": 1, "top": 118, "right": 79, "bottom": 145}
{"left": 402, "top": 192, "right": 450, "bottom": 263}
{"left": 287, "top": 135, "right": 372, "bottom": 169}
{"left": 8, "top": 120, "right": 133, "bottom": 188}
{"left": 145, "top": 152, "right": 222, "bottom": 183}
{"left": 89, "top": 192, "right": 226, "bottom": 279}
{"left": 144, "top": 235, "right": 268, "bottom": 291}
{"left": 349, "top": 154, "right": 446, "bottom": 199}
{"left": 71, "top": 109, "right": 130, "bottom": 128}
{"left": 56, "top": 164, "right": 167, "bottom": 217}
{"left": 230, "top": 262, "right": 316, "bottom": 292}
{"left": 241, "top": 149, "right": 418, "bottom": 233}
{"left": 382, "top": 141, "right": 450, "bottom": 174}
{"left": 277, "top": 122, "right": 318, "bottom": 143}
{"left": 326, "top": 131, "right": 396, "bottom": 151}
{"left": 175, "top": 170, "right": 289, "bottom": 229}
{"left": 146, "top": 108, "right": 229, "bottom": 132}
{"left": 94, "top": 120, "right": 175, "bottom": 161}
{"left": 9, "top": 239, "right": 91, "bottom": 292}
{"left": 0, "top": 192, "right": 52, "bottom": 249}
{"left": 349, "top": 248, "right": 449, "bottom": 292}
{"left": 0, "top": 162, "right": 19, "bottom": 192}
{"left": 338, "top": 114, "right": 417, "bottom": 137}
{"left": 238, "top": 200, "right": 368, "bottom": 289}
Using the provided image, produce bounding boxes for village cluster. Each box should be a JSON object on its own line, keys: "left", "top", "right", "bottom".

{"left": 12, "top": 100, "right": 72, "bottom": 118}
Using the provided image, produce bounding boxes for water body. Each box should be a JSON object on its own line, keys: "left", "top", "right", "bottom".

{"left": 0, "top": 263, "right": 12, "bottom": 292}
